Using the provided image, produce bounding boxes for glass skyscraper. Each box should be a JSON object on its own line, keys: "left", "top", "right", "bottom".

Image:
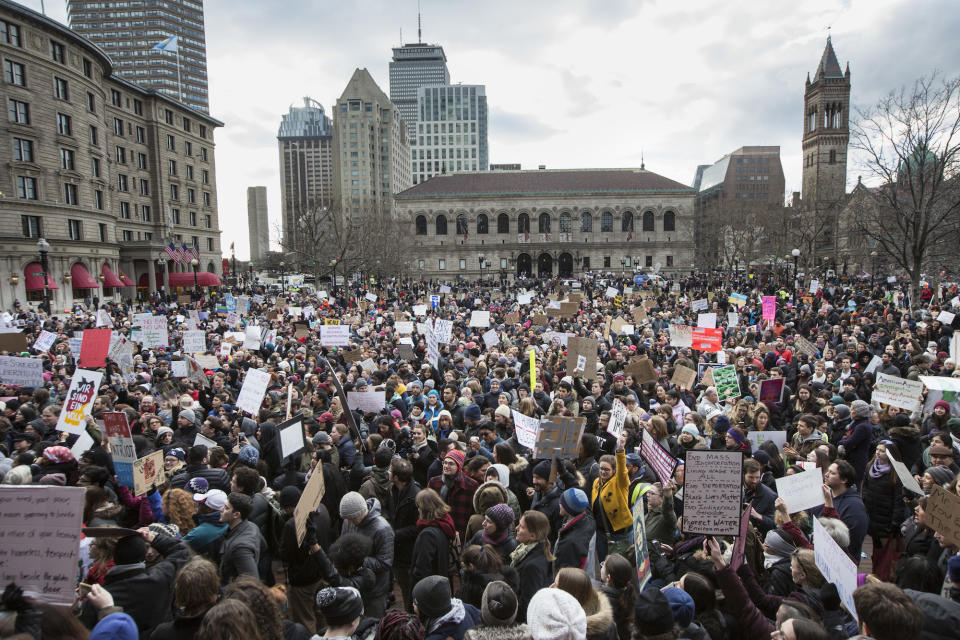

{"left": 389, "top": 43, "right": 450, "bottom": 141}
{"left": 412, "top": 84, "right": 488, "bottom": 184}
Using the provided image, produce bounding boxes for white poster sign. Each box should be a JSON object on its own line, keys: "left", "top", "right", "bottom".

{"left": 681, "top": 450, "right": 743, "bottom": 536}
{"left": 320, "top": 325, "right": 350, "bottom": 346}
{"left": 32, "top": 330, "right": 57, "bottom": 353}
{"left": 746, "top": 430, "right": 787, "bottom": 450}
{"left": 243, "top": 325, "right": 262, "bottom": 350}
{"left": 433, "top": 319, "right": 453, "bottom": 343}
{"left": 608, "top": 399, "right": 627, "bottom": 438}
{"left": 774, "top": 467, "right": 825, "bottom": 513}
{"left": 691, "top": 298, "right": 709, "bottom": 312}
{"left": 469, "top": 310, "right": 490, "bottom": 327}
{"left": 511, "top": 410, "right": 540, "bottom": 450}
{"left": 670, "top": 325, "right": 693, "bottom": 348}
{"left": 413, "top": 304, "right": 427, "bottom": 316}
{"left": 439, "top": 285, "right": 451, "bottom": 294}
{"left": 278, "top": 414, "right": 306, "bottom": 459}
{"left": 139, "top": 316, "right": 169, "bottom": 348}
{"left": 347, "top": 390, "right": 386, "bottom": 413}
{"left": 171, "top": 360, "right": 188, "bottom": 378}
{"left": 482, "top": 328, "right": 499, "bottom": 351}
{"left": 697, "top": 313, "right": 717, "bottom": 329}
{"left": 0, "top": 356, "right": 44, "bottom": 387}
{"left": 605, "top": 286, "right": 619, "bottom": 298}
{"left": 182, "top": 329, "right": 206, "bottom": 354}
{"left": 56, "top": 369, "right": 103, "bottom": 435}
{"left": 236, "top": 368, "right": 270, "bottom": 415}
{"left": 813, "top": 517, "right": 858, "bottom": 621}
{"left": 873, "top": 372, "right": 924, "bottom": 412}
{"left": 395, "top": 321, "right": 414, "bottom": 334}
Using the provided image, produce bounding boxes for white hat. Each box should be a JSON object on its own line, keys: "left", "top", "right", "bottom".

{"left": 527, "top": 588, "right": 586, "bottom": 640}
{"left": 194, "top": 488, "right": 227, "bottom": 511}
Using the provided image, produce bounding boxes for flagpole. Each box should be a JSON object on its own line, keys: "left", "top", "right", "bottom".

{"left": 175, "top": 41, "right": 183, "bottom": 103}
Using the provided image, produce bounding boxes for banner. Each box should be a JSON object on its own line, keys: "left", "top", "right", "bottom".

{"left": 56, "top": 369, "right": 103, "bottom": 434}
{"left": 103, "top": 412, "right": 136, "bottom": 487}
{"left": 873, "top": 373, "right": 924, "bottom": 412}
{"left": 0, "top": 355, "right": 44, "bottom": 387}
{"left": 236, "top": 368, "right": 270, "bottom": 415}
{"left": 681, "top": 450, "right": 743, "bottom": 536}
{"left": 640, "top": 428, "right": 678, "bottom": 486}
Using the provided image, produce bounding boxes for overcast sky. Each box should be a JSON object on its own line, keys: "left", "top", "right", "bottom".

{"left": 25, "top": 0, "right": 960, "bottom": 260}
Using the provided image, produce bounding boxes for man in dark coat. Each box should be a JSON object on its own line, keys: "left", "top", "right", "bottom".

{"left": 529, "top": 460, "right": 563, "bottom": 543}
{"left": 339, "top": 492, "right": 395, "bottom": 617}
{"left": 823, "top": 460, "right": 869, "bottom": 565}
{"left": 218, "top": 492, "right": 262, "bottom": 583}
{"left": 168, "top": 444, "right": 230, "bottom": 493}
{"left": 79, "top": 529, "right": 190, "bottom": 636}
{"left": 427, "top": 449, "right": 478, "bottom": 538}
{"left": 413, "top": 576, "right": 481, "bottom": 640}
{"left": 388, "top": 457, "right": 422, "bottom": 612}
{"left": 743, "top": 458, "right": 777, "bottom": 534}
{"left": 553, "top": 488, "right": 596, "bottom": 571}
{"left": 839, "top": 399, "right": 875, "bottom": 484}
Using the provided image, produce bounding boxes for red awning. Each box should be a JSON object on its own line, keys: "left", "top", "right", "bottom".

{"left": 100, "top": 264, "right": 125, "bottom": 288}
{"left": 23, "top": 262, "right": 59, "bottom": 291}
{"left": 167, "top": 272, "right": 222, "bottom": 287}
{"left": 118, "top": 269, "right": 135, "bottom": 287}
{"left": 70, "top": 263, "right": 99, "bottom": 289}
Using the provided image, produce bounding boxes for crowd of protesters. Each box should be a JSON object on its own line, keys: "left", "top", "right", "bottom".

{"left": 0, "top": 270, "right": 958, "bottom": 640}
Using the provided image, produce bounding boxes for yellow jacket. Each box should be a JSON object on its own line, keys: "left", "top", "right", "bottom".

{"left": 590, "top": 449, "right": 632, "bottom": 532}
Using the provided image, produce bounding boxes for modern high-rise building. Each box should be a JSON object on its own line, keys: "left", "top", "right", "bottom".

{"left": 66, "top": 0, "right": 210, "bottom": 113}
{"left": 412, "top": 84, "right": 488, "bottom": 184}
{"left": 277, "top": 98, "right": 333, "bottom": 248}
{"left": 333, "top": 69, "right": 412, "bottom": 218}
{"left": 389, "top": 41, "right": 449, "bottom": 141}
{"left": 247, "top": 186, "right": 269, "bottom": 262}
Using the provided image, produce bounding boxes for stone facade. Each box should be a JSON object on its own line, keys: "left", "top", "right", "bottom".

{"left": 0, "top": 1, "right": 223, "bottom": 311}
{"left": 394, "top": 169, "right": 695, "bottom": 280}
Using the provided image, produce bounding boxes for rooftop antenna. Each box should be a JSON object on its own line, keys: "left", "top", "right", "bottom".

{"left": 641, "top": 149, "right": 645, "bottom": 170}
{"left": 418, "top": 0, "right": 422, "bottom": 42}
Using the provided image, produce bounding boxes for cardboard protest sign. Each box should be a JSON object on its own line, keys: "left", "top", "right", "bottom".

{"left": 534, "top": 416, "right": 585, "bottom": 459}
{"left": 713, "top": 365, "right": 741, "bottom": 402}
{"left": 631, "top": 306, "right": 647, "bottom": 324}
{"left": 78, "top": 328, "right": 111, "bottom": 368}
{"left": 511, "top": 410, "right": 540, "bottom": 450}
{"left": 278, "top": 413, "right": 305, "bottom": 459}
{"left": 758, "top": 377, "right": 784, "bottom": 404}
{"left": 873, "top": 373, "right": 924, "bottom": 412}
{"left": 294, "top": 464, "right": 326, "bottom": 544}
{"left": 0, "top": 331, "right": 28, "bottom": 352}
{"left": 182, "top": 330, "right": 206, "bottom": 354}
{"left": 927, "top": 484, "right": 960, "bottom": 547}
{"left": 347, "top": 390, "right": 385, "bottom": 413}
{"left": 342, "top": 348, "right": 363, "bottom": 362}
{"left": 626, "top": 357, "right": 658, "bottom": 384}
{"left": 671, "top": 364, "right": 697, "bottom": 391}
{"left": 775, "top": 468, "right": 825, "bottom": 513}
{"left": 32, "top": 330, "right": 57, "bottom": 353}
{"left": 793, "top": 335, "right": 819, "bottom": 358}
{"left": 0, "top": 355, "right": 43, "bottom": 387}
{"left": 505, "top": 311, "right": 520, "bottom": 325}
{"left": 236, "top": 368, "right": 271, "bottom": 415}
{"left": 469, "top": 310, "right": 491, "bottom": 327}
{"left": 566, "top": 337, "right": 599, "bottom": 380}
{"left": 0, "top": 486, "right": 85, "bottom": 604}
{"left": 608, "top": 399, "right": 628, "bottom": 438}
{"left": 56, "top": 369, "right": 103, "bottom": 435}
{"left": 813, "top": 517, "right": 858, "bottom": 620}
{"left": 640, "top": 428, "right": 678, "bottom": 485}
{"left": 103, "top": 412, "right": 136, "bottom": 487}
{"left": 532, "top": 314, "right": 548, "bottom": 326}
{"left": 681, "top": 450, "right": 743, "bottom": 536}
{"left": 132, "top": 449, "right": 165, "bottom": 495}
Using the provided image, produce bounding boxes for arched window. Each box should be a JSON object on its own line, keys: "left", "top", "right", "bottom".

{"left": 580, "top": 212, "right": 593, "bottom": 232}
{"left": 642, "top": 211, "right": 654, "bottom": 231}
{"left": 497, "top": 213, "right": 509, "bottom": 234}
{"left": 518, "top": 213, "right": 530, "bottom": 234}
{"left": 559, "top": 211, "right": 571, "bottom": 233}
{"left": 477, "top": 213, "right": 488, "bottom": 234}
{"left": 456, "top": 213, "right": 468, "bottom": 236}
{"left": 601, "top": 211, "right": 613, "bottom": 232}
{"left": 622, "top": 211, "right": 634, "bottom": 232}
{"left": 415, "top": 215, "right": 427, "bottom": 235}
{"left": 663, "top": 210, "right": 676, "bottom": 232}
{"left": 538, "top": 212, "right": 551, "bottom": 234}
{"left": 436, "top": 215, "right": 447, "bottom": 235}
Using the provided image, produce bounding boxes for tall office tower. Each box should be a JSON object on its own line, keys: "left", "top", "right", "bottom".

{"left": 413, "top": 84, "right": 488, "bottom": 184}
{"left": 277, "top": 98, "right": 334, "bottom": 248}
{"left": 66, "top": 0, "right": 210, "bottom": 112}
{"left": 333, "top": 69, "right": 412, "bottom": 219}
{"left": 389, "top": 40, "right": 449, "bottom": 142}
{"left": 247, "top": 186, "right": 269, "bottom": 262}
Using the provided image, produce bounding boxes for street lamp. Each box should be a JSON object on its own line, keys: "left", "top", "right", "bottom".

{"left": 791, "top": 248, "right": 800, "bottom": 300}
{"left": 156, "top": 257, "right": 167, "bottom": 300}
{"left": 870, "top": 250, "right": 878, "bottom": 287}
{"left": 190, "top": 257, "right": 200, "bottom": 297}
{"left": 478, "top": 254, "right": 485, "bottom": 283}
{"left": 620, "top": 257, "right": 626, "bottom": 274}
{"left": 329, "top": 258, "right": 338, "bottom": 297}
{"left": 279, "top": 261, "right": 285, "bottom": 293}
{"left": 36, "top": 237, "right": 50, "bottom": 314}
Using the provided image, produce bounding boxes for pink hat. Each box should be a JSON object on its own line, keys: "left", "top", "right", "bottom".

{"left": 42, "top": 446, "right": 74, "bottom": 464}
{"left": 445, "top": 449, "right": 465, "bottom": 472}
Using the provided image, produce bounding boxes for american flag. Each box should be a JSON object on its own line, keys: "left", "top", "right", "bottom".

{"left": 164, "top": 243, "right": 180, "bottom": 263}
{"left": 178, "top": 243, "right": 191, "bottom": 263}
{"left": 190, "top": 242, "right": 200, "bottom": 261}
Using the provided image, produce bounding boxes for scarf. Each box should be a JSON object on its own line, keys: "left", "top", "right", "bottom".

{"left": 480, "top": 526, "right": 509, "bottom": 546}
{"left": 417, "top": 513, "right": 456, "bottom": 540}
{"left": 509, "top": 541, "right": 537, "bottom": 566}
{"left": 868, "top": 457, "right": 891, "bottom": 479}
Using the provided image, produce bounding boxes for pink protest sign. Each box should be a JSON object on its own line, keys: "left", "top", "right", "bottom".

{"left": 762, "top": 296, "right": 776, "bottom": 321}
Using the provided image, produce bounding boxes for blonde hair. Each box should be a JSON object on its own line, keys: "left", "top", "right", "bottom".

{"left": 520, "top": 510, "right": 554, "bottom": 562}
{"left": 415, "top": 488, "right": 451, "bottom": 522}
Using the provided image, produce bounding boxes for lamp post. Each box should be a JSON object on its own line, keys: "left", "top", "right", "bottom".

{"left": 156, "top": 257, "right": 167, "bottom": 301}
{"left": 478, "top": 254, "right": 485, "bottom": 283}
{"left": 620, "top": 257, "right": 626, "bottom": 274}
{"left": 330, "top": 258, "right": 338, "bottom": 298}
{"left": 36, "top": 237, "right": 50, "bottom": 315}
{"left": 190, "top": 257, "right": 199, "bottom": 297}
{"left": 279, "top": 261, "right": 285, "bottom": 293}
{"left": 791, "top": 248, "right": 800, "bottom": 300}
{"left": 870, "top": 250, "right": 878, "bottom": 287}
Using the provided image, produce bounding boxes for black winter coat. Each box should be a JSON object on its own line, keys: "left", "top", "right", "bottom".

{"left": 169, "top": 463, "right": 231, "bottom": 493}
{"left": 389, "top": 481, "right": 421, "bottom": 569}
{"left": 761, "top": 557, "right": 796, "bottom": 597}
{"left": 457, "top": 566, "right": 520, "bottom": 610}
{"left": 510, "top": 544, "right": 551, "bottom": 623}
{"left": 553, "top": 512, "right": 596, "bottom": 572}
{"left": 861, "top": 469, "right": 904, "bottom": 538}
{"left": 411, "top": 524, "right": 450, "bottom": 586}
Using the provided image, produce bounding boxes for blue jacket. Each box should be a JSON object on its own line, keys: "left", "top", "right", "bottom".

{"left": 425, "top": 599, "right": 481, "bottom": 640}
{"left": 830, "top": 485, "right": 869, "bottom": 565}
{"left": 336, "top": 436, "right": 356, "bottom": 468}
{"left": 839, "top": 417, "right": 873, "bottom": 483}
{"left": 183, "top": 512, "right": 228, "bottom": 556}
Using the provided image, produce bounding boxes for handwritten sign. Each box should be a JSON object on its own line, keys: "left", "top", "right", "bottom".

{"left": 566, "top": 337, "right": 599, "bottom": 381}
{"left": 236, "top": 368, "right": 270, "bottom": 415}
{"left": 320, "top": 325, "right": 350, "bottom": 346}
{"left": 746, "top": 430, "right": 787, "bottom": 450}
{"left": 469, "top": 310, "right": 490, "bottom": 328}
{"left": 433, "top": 319, "right": 453, "bottom": 344}
{"left": 670, "top": 325, "right": 693, "bottom": 348}
{"left": 813, "top": 517, "right": 858, "bottom": 621}
{"left": 56, "top": 369, "right": 103, "bottom": 435}
{"left": 0, "top": 486, "right": 85, "bottom": 605}
{"left": 294, "top": 463, "right": 326, "bottom": 545}
{"left": 347, "top": 390, "right": 385, "bottom": 414}
{"left": 103, "top": 412, "right": 136, "bottom": 487}
{"left": 671, "top": 364, "right": 697, "bottom": 391}
{"left": 681, "top": 450, "right": 743, "bottom": 536}
{"left": 873, "top": 373, "right": 924, "bottom": 412}
{"left": 608, "top": 399, "right": 627, "bottom": 438}
{"left": 482, "top": 328, "right": 499, "bottom": 351}
{"left": 32, "top": 330, "right": 57, "bottom": 353}
{"left": 691, "top": 298, "right": 709, "bottom": 312}
{"left": 927, "top": 485, "right": 960, "bottom": 547}
{"left": 697, "top": 312, "right": 717, "bottom": 329}
{"left": 132, "top": 449, "right": 165, "bottom": 496}
{"left": 182, "top": 329, "right": 206, "bottom": 354}
{"left": 774, "top": 467, "right": 825, "bottom": 513}
{"left": 512, "top": 410, "right": 540, "bottom": 450}
{"left": 0, "top": 356, "right": 43, "bottom": 387}
{"left": 640, "top": 428, "right": 678, "bottom": 486}
{"left": 138, "top": 315, "right": 169, "bottom": 348}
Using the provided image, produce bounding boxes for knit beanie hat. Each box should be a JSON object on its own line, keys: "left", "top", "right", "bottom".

{"left": 681, "top": 424, "right": 700, "bottom": 439}
{"left": 495, "top": 405, "right": 512, "bottom": 419}
{"left": 926, "top": 465, "right": 955, "bottom": 487}
{"left": 527, "top": 588, "right": 586, "bottom": 640}
{"left": 634, "top": 588, "right": 674, "bottom": 635}
{"left": 662, "top": 587, "right": 695, "bottom": 628}
{"left": 148, "top": 522, "right": 180, "bottom": 539}
{"left": 339, "top": 492, "right": 368, "bottom": 520}
{"left": 413, "top": 575, "right": 452, "bottom": 619}
{"left": 948, "top": 555, "right": 960, "bottom": 584}
{"left": 186, "top": 477, "right": 209, "bottom": 495}
{"left": 834, "top": 405, "right": 851, "bottom": 420}
{"left": 560, "top": 488, "right": 589, "bottom": 516}
{"left": 279, "top": 485, "right": 302, "bottom": 508}
{"left": 316, "top": 587, "right": 364, "bottom": 626}
{"left": 445, "top": 448, "right": 465, "bottom": 472}
{"left": 237, "top": 445, "right": 259, "bottom": 467}
{"left": 764, "top": 528, "right": 798, "bottom": 558}
{"left": 89, "top": 611, "right": 138, "bottom": 640}
{"left": 533, "top": 459, "right": 552, "bottom": 480}
{"left": 113, "top": 534, "right": 148, "bottom": 566}
{"left": 156, "top": 426, "right": 174, "bottom": 441}
{"left": 179, "top": 408, "right": 196, "bottom": 424}
{"left": 850, "top": 400, "right": 872, "bottom": 419}
{"left": 39, "top": 472, "right": 66, "bottom": 486}
{"left": 2, "top": 465, "right": 32, "bottom": 485}
{"left": 486, "top": 503, "right": 514, "bottom": 532}
{"left": 481, "top": 580, "right": 518, "bottom": 626}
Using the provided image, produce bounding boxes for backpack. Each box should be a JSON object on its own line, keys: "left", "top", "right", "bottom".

{"left": 448, "top": 531, "right": 462, "bottom": 580}
{"left": 261, "top": 495, "right": 287, "bottom": 557}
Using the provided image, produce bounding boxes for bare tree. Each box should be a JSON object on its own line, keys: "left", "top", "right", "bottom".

{"left": 850, "top": 72, "right": 960, "bottom": 302}
{"left": 791, "top": 203, "right": 838, "bottom": 286}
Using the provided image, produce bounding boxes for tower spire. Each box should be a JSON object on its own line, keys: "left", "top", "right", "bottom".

{"left": 418, "top": 0, "right": 422, "bottom": 42}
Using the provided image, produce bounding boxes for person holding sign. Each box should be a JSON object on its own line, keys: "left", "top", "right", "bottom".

{"left": 590, "top": 443, "right": 632, "bottom": 559}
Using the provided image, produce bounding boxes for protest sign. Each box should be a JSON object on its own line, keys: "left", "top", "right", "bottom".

{"left": 412, "top": 304, "right": 427, "bottom": 316}
{"left": 504, "top": 311, "right": 520, "bottom": 325}
{"left": 809, "top": 279, "right": 820, "bottom": 294}
{"left": 395, "top": 321, "right": 414, "bottom": 334}
{"left": 194, "top": 433, "right": 217, "bottom": 449}
{"left": 631, "top": 306, "right": 648, "bottom": 324}
{"left": 433, "top": 319, "right": 453, "bottom": 343}
{"left": 713, "top": 365, "right": 741, "bottom": 402}
{"left": 67, "top": 337, "right": 82, "bottom": 356}
{"left": 194, "top": 354, "right": 220, "bottom": 370}
{"left": 775, "top": 468, "right": 825, "bottom": 513}
{"left": 728, "top": 293, "right": 747, "bottom": 307}
{"left": 469, "top": 310, "right": 491, "bottom": 327}
{"left": 701, "top": 366, "right": 715, "bottom": 388}
{"left": 938, "top": 310, "right": 956, "bottom": 324}
{"left": 359, "top": 358, "right": 377, "bottom": 372}
{"left": 887, "top": 451, "right": 923, "bottom": 495}
{"left": 243, "top": 325, "right": 262, "bottom": 350}
{"left": 690, "top": 327, "right": 722, "bottom": 352}
{"left": 691, "top": 298, "right": 708, "bottom": 312}
{"left": 342, "top": 348, "right": 363, "bottom": 363}
{"left": 348, "top": 390, "right": 386, "bottom": 413}
{"left": 670, "top": 325, "right": 693, "bottom": 348}
{"left": 0, "top": 332, "right": 28, "bottom": 352}
{"left": 632, "top": 498, "right": 651, "bottom": 590}
{"left": 364, "top": 292, "right": 377, "bottom": 303}
{"left": 608, "top": 399, "right": 627, "bottom": 438}
{"left": 640, "top": 428, "right": 678, "bottom": 486}
{"left": 171, "top": 360, "right": 188, "bottom": 378}
{"left": 681, "top": 450, "right": 743, "bottom": 536}
{"left": 225, "top": 311, "right": 240, "bottom": 327}
{"left": 535, "top": 416, "right": 585, "bottom": 459}
{"left": 512, "top": 410, "right": 541, "bottom": 450}
{"left": 138, "top": 315, "right": 169, "bottom": 348}
{"left": 278, "top": 413, "right": 305, "bottom": 459}
{"left": 697, "top": 312, "right": 717, "bottom": 329}
{"left": 32, "top": 330, "right": 57, "bottom": 353}
{"left": 927, "top": 484, "right": 960, "bottom": 547}
{"left": 132, "top": 449, "right": 165, "bottom": 496}
{"left": 103, "top": 412, "right": 136, "bottom": 487}
{"left": 95, "top": 308, "right": 113, "bottom": 327}
{"left": 729, "top": 507, "right": 752, "bottom": 570}
{"left": 566, "top": 337, "right": 599, "bottom": 380}
{"left": 604, "top": 286, "right": 619, "bottom": 298}
{"left": 813, "top": 517, "right": 858, "bottom": 620}
{"left": 294, "top": 463, "right": 326, "bottom": 544}
{"left": 758, "top": 377, "right": 785, "bottom": 404}
{"left": 762, "top": 296, "right": 776, "bottom": 320}
{"left": 746, "top": 430, "right": 787, "bottom": 450}
{"left": 320, "top": 325, "right": 350, "bottom": 346}
{"left": 182, "top": 330, "right": 206, "bottom": 354}
{"left": 671, "top": 364, "right": 697, "bottom": 391}
{"left": 78, "top": 328, "right": 111, "bottom": 368}
{"left": 56, "top": 369, "right": 103, "bottom": 435}
{"left": 727, "top": 312, "right": 739, "bottom": 327}
{"left": 70, "top": 430, "right": 94, "bottom": 460}
{"left": 873, "top": 373, "right": 924, "bottom": 412}
{"left": 864, "top": 355, "right": 882, "bottom": 375}
{"left": 482, "top": 329, "right": 499, "bottom": 351}
{"left": 625, "top": 357, "right": 658, "bottom": 384}
{"left": 0, "top": 356, "right": 43, "bottom": 387}
{"left": 0, "top": 486, "right": 85, "bottom": 605}
{"left": 793, "top": 335, "right": 819, "bottom": 358}
{"left": 236, "top": 368, "right": 270, "bottom": 415}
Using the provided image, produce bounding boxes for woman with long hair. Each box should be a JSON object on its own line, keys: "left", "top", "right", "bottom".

{"left": 162, "top": 488, "right": 198, "bottom": 536}
{"left": 509, "top": 510, "right": 553, "bottom": 623}
{"left": 411, "top": 488, "right": 456, "bottom": 587}
{"left": 196, "top": 599, "right": 262, "bottom": 640}
{"left": 553, "top": 567, "right": 617, "bottom": 640}
{"left": 597, "top": 554, "right": 636, "bottom": 640}
{"left": 861, "top": 441, "right": 905, "bottom": 580}
{"left": 457, "top": 543, "right": 519, "bottom": 610}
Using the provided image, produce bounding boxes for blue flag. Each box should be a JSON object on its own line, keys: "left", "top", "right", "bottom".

{"left": 152, "top": 35, "right": 178, "bottom": 53}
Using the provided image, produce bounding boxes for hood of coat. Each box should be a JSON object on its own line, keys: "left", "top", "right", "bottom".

{"left": 888, "top": 425, "right": 921, "bottom": 441}
{"left": 584, "top": 589, "right": 614, "bottom": 636}
{"left": 507, "top": 456, "right": 528, "bottom": 475}
{"left": 490, "top": 463, "right": 511, "bottom": 486}
{"left": 473, "top": 480, "right": 510, "bottom": 514}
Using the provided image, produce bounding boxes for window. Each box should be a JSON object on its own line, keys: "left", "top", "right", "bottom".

{"left": 207, "top": 238, "right": 214, "bottom": 251}
{"left": 60, "top": 148, "right": 75, "bottom": 170}
{"left": 115, "top": 146, "right": 126, "bottom": 164}
{"left": 2, "top": 20, "right": 22, "bottom": 47}
{"left": 185, "top": 165, "right": 194, "bottom": 180}
{"left": 189, "top": 211, "right": 197, "bottom": 226}
{"left": 497, "top": 213, "right": 509, "bottom": 234}
{"left": 622, "top": 211, "right": 634, "bottom": 232}
{"left": 646, "top": 256, "right": 653, "bottom": 267}
{"left": 582, "top": 256, "right": 590, "bottom": 270}
{"left": 666, "top": 255, "right": 673, "bottom": 267}
{"left": 166, "top": 134, "right": 175, "bottom": 150}
{"left": 54, "top": 76, "right": 68, "bottom": 100}
{"left": 21, "top": 215, "right": 41, "bottom": 236}
{"left": 518, "top": 213, "right": 530, "bottom": 234}
{"left": 418, "top": 259, "right": 425, "bottom": 270}
{"left": 201, "top": 169, "right": 209, "bottom": 184}
{"left": 170, "top": 184, "right": 179, "bottom": 200}
{"left": 98, "top": 223, "right": 106, "bottom": 241}
{"left": 4, "top": 60, "right": 25, "bottom": 86}
{"left": 538, "top": 212, "right": 551, "bottom": 234}
{"left": 456, "top": 214, "right": 468, "bottom": 236}
{"left": 16, "top": 176, "right": 37, "bottom": 199}
{"left": 50, "top": 41, "right": 65, "bottom": 63}
{"left": 87, "top": 92, "right": 95, "bottom": 111}
{"left": 139, "top": 179, "right": 149, "bottom": 196}
{"left": 184, "top": 141, "right": 192, "bottom": 156}
{"left": 144, "top": 232, "right": 152, "bottom": 240}
{"left": 829, "top": 149, "right": 836, "bottom": 164}
{"left": 122, "top": 230, "right": 133, "bottom": 242}
{"left": 164, "top": 109, "right": 174, "bottom": 124}
{"left": 477, "top": 213, "right": 488, "bottom": 234}
{"left": 113, "top": 117, "right": 124, "bottom": 136}
{"left": 204, "top": 214, "right": 211, "bottom": 228}
{"left": 171, "top": 208, "right": 181, "bottom": 224}
{"left": 559, "top": 211, "right": 571, "bottom": 233}
{"left": 136, "top": 126, "right": 145, "bottom": 143}
{"left": 83, "top": 58, "right": 92, "bottom": 78}
{"left": 200, "top": 147, "right": 208, "bottom": 161}
{"left": 137, "top": 153, "right": 147, "bottom": 169}
{"left": 435, "top": 215, "right": 447, "bottom": 235}
{"left": 13, "top": 137, "right": 33, "bottom": 161}
{"left": 89, "top": 125, "right": 98, "bottom": 145}
{"left": 415, "top": 215, "right": 427, "bottom": 235}
{"left": 8, "top": 98, "right": 29, "bottom": 124}
{"left": 64, "top": 183, "right": 78, "bottom": 205}
{"left": 120, "top": 201, "right": 131, "bottom": 219}
{"left": 141, "top": 205, "right": 151, "bottom": 221}
{"left": 133, "top": 99, "right": 142, "bottom": 115}
{"left": 91, "top": 157, "right": 100, "bottom": 177}
{"left": 117, "top": 174, "right": 128, "bottom": 191}
{"left": 68, "top": 219, "right": 81, "bottom": 239}
{"left": 168, "top": 159, "right": 177, "bottom": 175}
{"left": 438, "top": 259, "right": 446, "bottom": 271}
{"left": 603, "top": 256, "right": 611, "bottom": 268}
{"left": 94, "top": 190, "right": 103, "bottom": 210}
{"left": 459, "top": 258, "right": 466, "bottom": 270}
{"left": 580, "top": 212, "right": 593, "bottom": 232}
{"left": 183, "top": 117, "right": 191, "bottom": 132}
{"left": 601, "top": 211, "right": 613, "bottom": 232}
{"left": 202, "top": 192, "right": 210, "bottom": 206}
{"left": 110, "top": 89, "right": 121, "bottom": 106}
{"left": 663, "top": 210, "right": 675, "bottom": 232}
{"left": 187, "top": 188, "right": 195, "bottom": 203}
{"left": 642, "top": 211, "right": 654, "bottom": 232}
